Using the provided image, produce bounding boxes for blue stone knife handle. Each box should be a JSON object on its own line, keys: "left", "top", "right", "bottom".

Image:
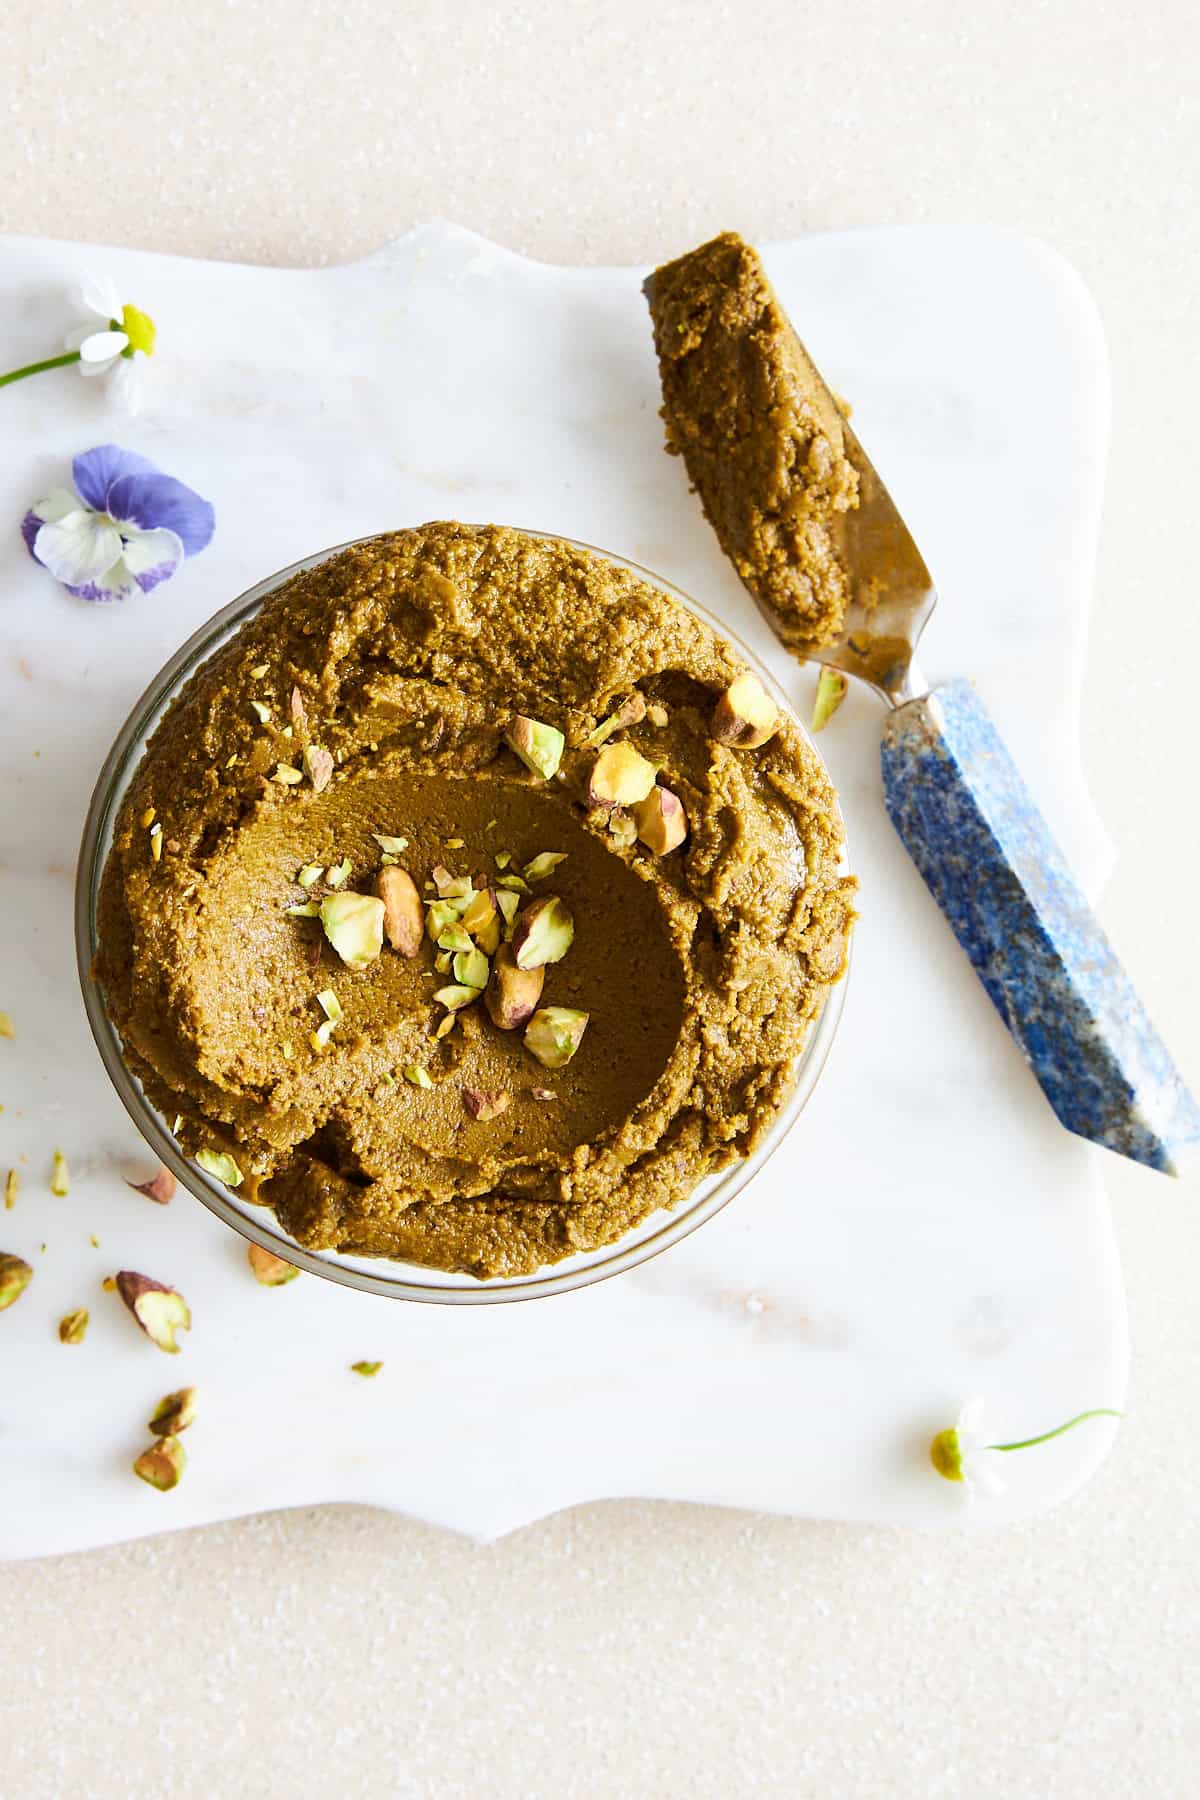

{"left": 880, "top": 678, "right": 1200, "bottom": 1173}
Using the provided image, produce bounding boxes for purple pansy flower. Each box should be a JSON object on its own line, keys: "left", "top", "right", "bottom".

{"left": 22, "top": 445, "right": 214, "bottom": 603}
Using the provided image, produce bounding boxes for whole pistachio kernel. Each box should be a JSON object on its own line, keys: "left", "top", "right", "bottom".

{"left": 511, "top": 896, "right": 574, "bottom": 970}
{"left": 711, "top": 671, "right": 780, "bottom": 748}
{"left": 524, "top": 1007, "right": 589, "bottom": 1070}
{"left": 303, "top": 743, "right": 334, "bottom": 793}
{"left": 114, "top": 1272, "right": 192, "bottom": 1354}
{"left": 504, "top": 715, "right": 565, "bottom": 780}
{"left": 588, "top": 741, "right": 657, "bottom": 809}
{"left": 319, "top": 892, "right": 385, "bottom": 968}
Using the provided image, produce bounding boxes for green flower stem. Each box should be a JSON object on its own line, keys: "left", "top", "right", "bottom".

{"left": 989, "top": 1408, "right": 1122, "bottom": 1453}
{"left": 0, "top": 350, "right": 82, "bottom": 389}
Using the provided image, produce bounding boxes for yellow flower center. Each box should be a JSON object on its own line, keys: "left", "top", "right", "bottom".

{"left": 120, "top": 303, "right": 156, "bottom": 358}
{"left": 929, "top": 1427, "right": 964, "bottom": 1481}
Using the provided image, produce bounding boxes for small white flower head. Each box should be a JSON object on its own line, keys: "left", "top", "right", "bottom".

{"left": 929, "top": 1395, "right": 1006, "bottom": 1498}
{"left": 65, "top": 274, "right": 157, "bottom": 414}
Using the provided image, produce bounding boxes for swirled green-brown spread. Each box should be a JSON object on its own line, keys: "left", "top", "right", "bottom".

{"left": 647, "top": 231, "right": 860, "bottom": 653}
{"left": 97, "top": 524, "right": 853, "bottom": 1277}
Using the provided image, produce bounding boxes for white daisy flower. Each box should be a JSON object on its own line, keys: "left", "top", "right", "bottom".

{"left": 62, "top": 275, "right": 157, "bottom": 413}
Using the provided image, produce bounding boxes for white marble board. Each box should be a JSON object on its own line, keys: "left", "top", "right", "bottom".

{"left": 0, "top": 222, "right": 1127, "bottom": 1557}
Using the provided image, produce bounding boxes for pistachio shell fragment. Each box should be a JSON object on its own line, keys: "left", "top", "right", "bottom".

{"left": 114, "top": 1271, "right": 192, "bottom": 1353}
{"left": 247, "top": 1243, "right": 301, "bottom": 1286}
{"left": 588, "top": 741, "right": 657, "bottom": 808}
{"left": 0, "top": 1252, "right": 32, "bottom": 1310}
{"left": 127, "top": 1166, "right": 176, "bottom": 1205}
{"left": 524, "top": 1007, "right": 589, "bottom": 1070}
{"left": 196, "top": 1148, "right": 243, "bottom": 1187}
{"left": 811, "top": 667, "right": 848, "bottom": 733}
{"left": 320, "top": 892, "right": 385, "bottom": 968}
{"left": 485, "top": 946, "right": 545, "bottom": 1031}
{"left": 504, "top": 715, "right": 565, "bottom": 780}
{"left": 148, "top": 1386, "right": 197, "bottom": 1434}
{"left": 711, "top": 672, "right": 780, "bottom": 748}
{"left": 58, "top": 1307, "right": 89, "bottom": 1344}
{"left": 462, "top": 1086, "right": 511, "bottom": 1122}
{"left": 133, "top": 1435, "right": 186, "bottom": 1491}
{"left": 512, "top": 896, "right": 574, "bottom": 970}
{"left": 633, "top": 785, "right": 689, "bottom": 856}
{"left": 376, "top": 866, "right": 423, "bottom": 957}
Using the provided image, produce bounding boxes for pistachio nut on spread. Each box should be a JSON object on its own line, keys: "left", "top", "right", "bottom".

{"left": 97, "top": 524, "right": 854, "bottom": 1277}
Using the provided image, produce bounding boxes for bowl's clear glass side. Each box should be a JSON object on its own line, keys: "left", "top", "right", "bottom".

{"left": 76, "top": 530, "right": 852, "bottom": 1305}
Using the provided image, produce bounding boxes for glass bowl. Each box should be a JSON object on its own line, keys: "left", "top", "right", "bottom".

{"left": 76, "top": 531, "right": 850, "bottom": 1305}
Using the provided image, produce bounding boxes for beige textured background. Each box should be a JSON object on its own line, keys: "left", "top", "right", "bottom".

{"left": 3, "top": 2, "right": 1198, "bottom": 1795}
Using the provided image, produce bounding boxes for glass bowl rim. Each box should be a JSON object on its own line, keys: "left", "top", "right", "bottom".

{"left": 75, "top": 527, "right": 851, "bottom": 1305}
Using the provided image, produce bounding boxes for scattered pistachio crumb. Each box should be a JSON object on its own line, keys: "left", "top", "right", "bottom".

{"left": 225, "top": 752, "right": 239, "bottom": 768}
{"left": 101, "top": 1275, "right": 116, "bottom": 1293}
{"left": 138, "top": 805, "right": 156, "bottom": 829}
{"left": 4, "top": 1169, "right": 17, "bottom": 1209}
{"left": 325, "top": 857, "right": 352, "bottom": 889}
{"left": 444, "top": 837, "right": 465, "bottom": 849}
{"left": 647, "top": 702, "right": 669, "bottom": 728}
{"left": 351, "top": 1361, "right": 383, "bottom": 1377}
{"left": 89, "top": 1234, "right": 99, "bottom": 1248}
{"left": 250, "top": 662, "right": 268, "bottom": 678}
{"left": 282, "top": 1041, "right": 294, "bottom": 1060}
{"left": 311, "top": 1022, "right": 334, "bottom": 1051}
{"left": 403, "top": 1064, "right": 434, "bottom": 1089}
{"left": 372, "top": 833, "right": 409, "bottom": 855}
{"left": 317, "top": 988, "right": 343, "bottom": 1024}
{"left": 285, "top": 901, "right": 320, "bottom": 918}
{"left": 297, "top": 862, "right": 323, "bottom": 887}
{"left": 274, "top": 763, "right": 304, "bottom": 785}
{"left": 50, "top": 1149, "right": 70, "bottom": 1197}
{"left": 0, "top": 1012, "right": 13, "bottom": 1039}
{"left": 485, "top": 819, "right": 498, "bottom": 830}
{"left": 149, "top": 822, "right": 164, "bottom": 862}
{"left": 58, "top": 1307, "right": 89, "bottom": 1345}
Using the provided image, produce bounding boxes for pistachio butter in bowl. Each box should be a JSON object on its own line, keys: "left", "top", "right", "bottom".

{"left": 76, "top": 524, "right": 853, "bottom": 1304}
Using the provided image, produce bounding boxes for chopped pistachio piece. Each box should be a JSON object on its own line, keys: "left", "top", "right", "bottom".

{"left": 50, "top": 1149, "right": 70, "bottom": 1197}
{"left": 196, "top": 1148, "right": 243, "bottom": 1187}
{"left": 250, "top": 662, "right": 269, "bottom": 678}
{"left": 297, "top": 863, "right": 324, "bottom": 888}
{"left": 325, "top": 857, "right": 352, "bottom": 889}
{"left": 434, "top": 1012, "right": 458, "bottom": 1039}
{"left": 285, "top": 901, "right": 320, "bottom": 918}
{"left": 711, "top": 672, "right": 780, "bottom": 748}
{"left": 584, "top": 691, "right": 648, "bottom": 748}
{"left": 460, "top": 888, "right": 498, "bottom": 936}
{"left": 504, "top": 715, "right": 565, "bottom": 780}
{"left": 403, "top": 1064, "right": 434, "bottom": 1089}
{"left": 274, "top": 763, "right": 304, "bottom": 785}
{"left": 0, "top": 1253, "right": 33, "bottom": 1310}
{"left": 462, "top": 1086, "right": 511, "bottom": 1122}
{"left": 148, "top": 1386, "right": 198, "bottom": 1433}
{"left": 311, "top": 1021, "right": 334, "bottom": 1050}
{"left": 372, "top": 833, "right": 409, "bottom": 855}
{"left": 126, "top": 1166, "right": 176, "bottom": 1205}
{"left": 350, "top": 1360, "right": 383, "bottom": 1377}
{"left": 437, "top": 924, "right": 474, "bottom": 954}
{"left": 454, "top": 947, "right": 490, "bottom": 990}
{"left": 522, "top": 852, "right": 568, "bottom": 881}
{"left": 434, "top": 984, "right": 481, "bottom": 1011}
{"left": 607, "top": 809, "right": 638, "bottom": 849}
{"left": 495, "top": 873, "right": 530, "bottom": 894}
{"left": 250, "top": 699, "right": 272, "bottom": 724}
{"left": 512, "top": 896, "right": 574, "bottom": 970}
{"left": 444, "top": 837, "right": 465, "bottom": 849}
{"left": 0, "top": 1012, "right": 13, "bottom": 1038}
{"left": 4, "top": 1169, "right": 17, "bottom": 1209}
{"left": 524, "top": 1006, "right": 589, "bottom": 1070}
{"left": 646, "top": 702, "right": 669, "bottom": 728}
{"left": 494, "top": 850, "right": 512, "bottom": 871}
{"left": 303, "top": 743, "right": 334, "bottom": 792}
{"left": 588, "top": 741, "right": 657, "bottom": 809}
{"left": 133, "top": 1436, "right": 186, "bottom": 1491}
{"left": 317, "top": 988, "right": 343, "bottom": 1023}
{"left": 530, "top": 1087, "right": 558, "bottom": 1102}
{"left": 149, "top": 822, "right": 164, "bottom": 862}
{"left": 320, "top": 891, "right": 385, "bottom": 968}
{"left": 811, "top": 666, "right": 848, "bottom": 733}
{"left": 139, "top": 805, "right": 157, "bottom": 829}
{"left": 434, "top": 950, "right": 453, "bottom": 974}
{"left": 58, "top": 1307, "right": 89, "bottom": 1345}
{"left": 115, "top": 1271, "right": 192, "bottom": 1353}
{"left": 432, "top": 866, "right": 474, "bottom": 900}
{"left": 495, "top": 888, "right": 521, "bottom": 928}
{"left": 247, "top": 1244, "right": 300, "bottom": 1287}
